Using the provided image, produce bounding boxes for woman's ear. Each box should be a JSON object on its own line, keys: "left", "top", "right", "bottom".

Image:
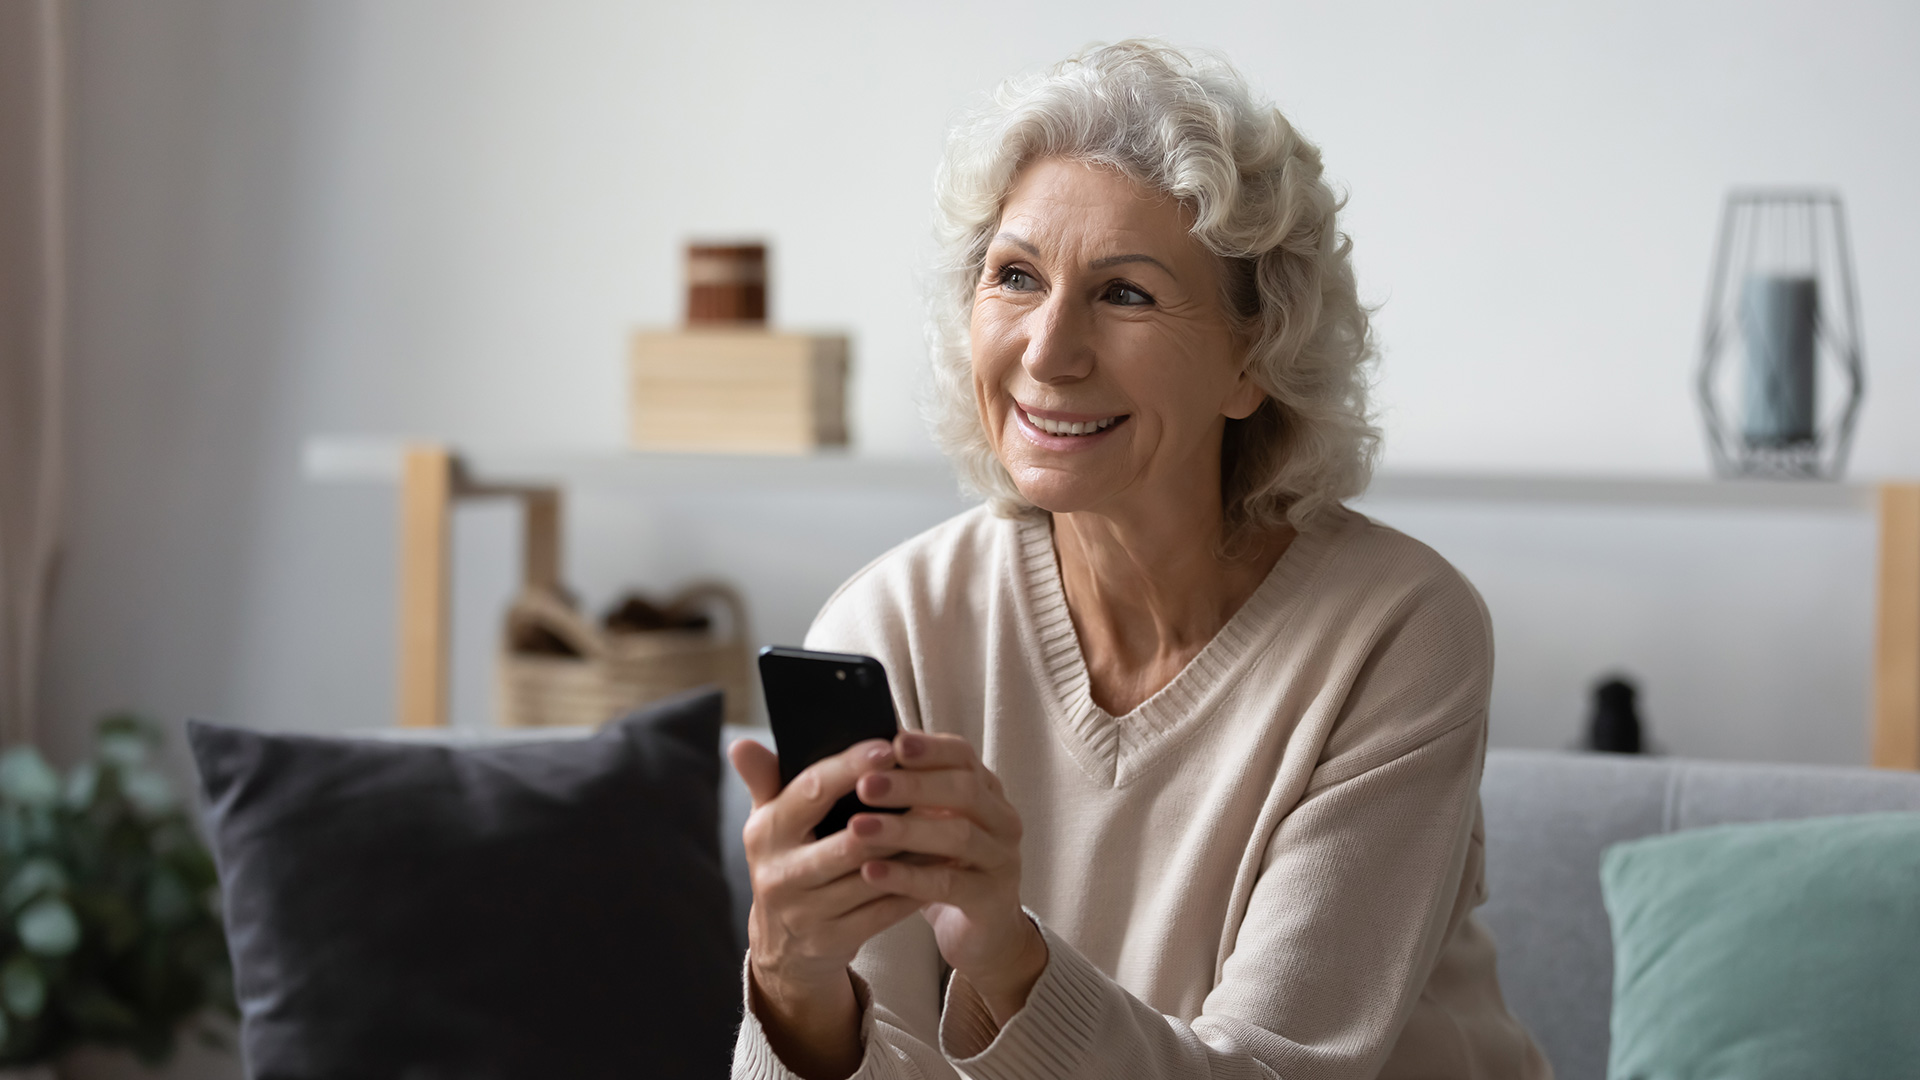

{"left": 1222, "top": 365, "right": 1268, "bottom": 421}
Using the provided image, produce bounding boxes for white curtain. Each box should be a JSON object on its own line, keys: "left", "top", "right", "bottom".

{"left": 0, "top": 0, "right": 66, "bottom": 748}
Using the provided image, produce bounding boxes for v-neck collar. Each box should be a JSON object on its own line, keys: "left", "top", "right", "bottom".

{"left": 1008, "top": 507, "right": 1353, "bottom": 788}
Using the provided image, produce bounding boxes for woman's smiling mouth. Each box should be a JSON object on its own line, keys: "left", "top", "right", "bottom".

{"left": 1024, "top": 411, "right": 1121, "bottom": 436}
{"left": 1013, "top": 403, "right": 1130, "bottom": 445}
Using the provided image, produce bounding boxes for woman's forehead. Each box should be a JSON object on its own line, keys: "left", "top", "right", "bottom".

{"left": 995, "top": 160, "right": 1197, "bottom": 262}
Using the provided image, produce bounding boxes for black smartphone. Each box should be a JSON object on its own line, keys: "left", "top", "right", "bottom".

{"left": 757, "top": 646, "right": 904, "bottom": 837}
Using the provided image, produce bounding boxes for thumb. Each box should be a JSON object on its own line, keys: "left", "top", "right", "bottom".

{"left": 728, "top": 737, "right": 783, "bottom": 808}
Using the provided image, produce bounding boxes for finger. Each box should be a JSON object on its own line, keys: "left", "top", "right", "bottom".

{"left": 730, "top": 738, "right": 783, "bottom": 808}
{"left": 761, "top": 862, "right": 897, "bottom": 921}
{"left": 856, "top": 768, "right": 1018, "bottom": 835}
{"left": 859, "top": 856, "right": 973, "bottom": 906}
{"left": 765, "top": 739, "right": 896, "bottom": 843}
{"left": 774, "top": 821, "right": 914, "bottom": 891}
{"left": 824, "top": 893, "right": 923, "bottom": 945}
{"left": 848, "top": 811, "right": 1005, "bottom": 870}
{"left": 892, "top": 731, "right": 981, "bottom": 772}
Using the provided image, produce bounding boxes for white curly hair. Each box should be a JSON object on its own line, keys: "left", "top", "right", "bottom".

{"left": 925, "top": 40, "right": 1379, "bottom": 535}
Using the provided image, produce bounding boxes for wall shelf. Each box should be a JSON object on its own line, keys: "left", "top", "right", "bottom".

{"left": 1360, "top": 471, "right": 1877, "bottom": 512}
{"left": 305, "top": 437, "right": 1879, "bottom": 509}
{"left": 301, "top": 436, "right": 1917, "bottom": 769}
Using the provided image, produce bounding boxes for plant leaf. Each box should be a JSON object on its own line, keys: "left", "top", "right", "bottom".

{"left": 63, "top": 761, "right": 99, "bottom": 809}
{"left": 0, "top": 858, "right": 66, "bottom": 913}
{"left": 96, "top": 715, "right": 154, "bottom": 769}
{"left": 17, "top": 897, "right": 80, "bottom": 956}
{"left": 20, "top": 805, "right": 54, "bottom": 845}
{"left": 0, "top": 750, "right": 60, "bottom": 807}
{"left": 1, "top": 955, "right": 46, "bottom": 1019}
{"left": 120, "top": 770, "right": 176, "bottom": 816}
{"left": 0, "top": 807, "right": 23, "bottom": 857}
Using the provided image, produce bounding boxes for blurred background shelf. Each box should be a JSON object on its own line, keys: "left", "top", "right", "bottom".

{"left": 1363, "top": 472, "right": 1879, "bottom": 512}
{"left": 299, "top": 436, "right": 1919, "bottom": 772}
{"left": 304, "top": 437, "right": 1882, "bottom": 510}
{"left": 306, "top": 438, "right": 954, "bottom": 492}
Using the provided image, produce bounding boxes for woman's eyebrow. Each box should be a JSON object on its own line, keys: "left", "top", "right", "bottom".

{"left": 1089, "top": 252, "right": 1175, "bottom": 278}
{"left": 993, "top": 231, "right": 1043, "bottom": 259}
{"left": 992, "top": 232, "right": 1176, "bottom": 280}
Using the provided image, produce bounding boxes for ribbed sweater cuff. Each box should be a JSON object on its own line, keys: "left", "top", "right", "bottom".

{"left": 940, "top": 916, "right": 1107, "bottom": 1080}
{"left": 733, "top": 955, "right": 891, "bottom": 1080}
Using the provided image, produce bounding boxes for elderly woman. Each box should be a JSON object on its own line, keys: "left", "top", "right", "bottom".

{"left": 727, "top": 41, "right": 1548, "bottom": 1080}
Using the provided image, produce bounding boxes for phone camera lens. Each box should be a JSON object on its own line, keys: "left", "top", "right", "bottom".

{"left": 855, "top": 668, "right": 872, "bottom": 687}
{"left": 835, "top": 670, "right": 846, "bottom": 681}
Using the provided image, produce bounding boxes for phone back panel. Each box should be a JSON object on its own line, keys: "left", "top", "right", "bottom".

{"left": 757, "top": 647, "right": 902, "bottom": 836}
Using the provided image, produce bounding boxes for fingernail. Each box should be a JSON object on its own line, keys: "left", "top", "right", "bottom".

{"left": 864, "top": 773, "right": 891, "bottom": 797}
{"left": 866, "top": 860, "right": 889, "bottom": 879}
{"left": 852, "top": 815, "right": 882, "bottom": 837}
{"left": 899, "top": 733, "right": 925, "bottom": 759}
{"left": 866, "top": 742, "right": 893, "bottom": 763}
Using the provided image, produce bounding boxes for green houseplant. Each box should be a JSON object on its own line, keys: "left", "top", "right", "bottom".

{"left": 0, "top": 717, "right": 234, "bottom": 1070}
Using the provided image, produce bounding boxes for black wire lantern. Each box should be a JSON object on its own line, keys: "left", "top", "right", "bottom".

{"left": 1696, "top": 190, "right": 1864, "bottom": 479}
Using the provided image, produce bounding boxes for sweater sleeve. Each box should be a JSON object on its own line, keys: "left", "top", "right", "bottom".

{"left": 731, "top": 914, "right": 961, "bottom": 1080}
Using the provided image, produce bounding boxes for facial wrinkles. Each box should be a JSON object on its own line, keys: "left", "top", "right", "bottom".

{"left": 970, "top": 159, "right": 1245, "bottom": 516}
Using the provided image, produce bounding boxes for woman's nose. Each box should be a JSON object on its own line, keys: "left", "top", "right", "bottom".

{"left": 1021, "top": 293, "right": 1094, "bottom": 383}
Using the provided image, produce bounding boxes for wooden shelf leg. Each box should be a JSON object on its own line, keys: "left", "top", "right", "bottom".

{"left": 398, "top": 444, "right": 453, "bottom": 728}
{"left": 1873, "top": 482, "right": 1920, "bottom": 769}
{"left": 520, "top": 488, "right": 563, "bottom": 595}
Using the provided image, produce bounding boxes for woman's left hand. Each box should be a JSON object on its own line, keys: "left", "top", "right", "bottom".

{"left": 850, "top": 730, "right": 1047, "bottom": 1024}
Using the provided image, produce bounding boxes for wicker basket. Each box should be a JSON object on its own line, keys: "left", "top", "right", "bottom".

{"left": 496, "top": 581, "right": 755, "bottom": 729}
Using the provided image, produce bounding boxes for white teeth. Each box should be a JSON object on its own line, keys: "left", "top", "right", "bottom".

{"left": 1024, "top": 411, "right": 1121, "bottom": 437}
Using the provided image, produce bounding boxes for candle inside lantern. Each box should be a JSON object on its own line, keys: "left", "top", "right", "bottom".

{"left": 1739, "top": 274, "right": 1818, "bottom": 448}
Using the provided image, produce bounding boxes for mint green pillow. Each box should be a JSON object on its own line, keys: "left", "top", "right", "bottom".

{"left": 1600, "top": 812, "right": 1920, "bottom": 1080}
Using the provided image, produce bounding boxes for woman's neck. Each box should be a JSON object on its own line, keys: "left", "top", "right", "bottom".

{"left": 1052, "top": 499, "right": 1293, "bottom": 717}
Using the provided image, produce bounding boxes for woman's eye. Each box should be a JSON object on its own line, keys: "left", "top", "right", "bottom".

{"left": 1104, "top": 282, "right": 1153, "bottom": 306}
{"left": 995, "top": 266, "right": 1040, "bottom": 292}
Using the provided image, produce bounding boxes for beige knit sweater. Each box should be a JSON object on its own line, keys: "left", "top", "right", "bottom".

{"left": 734, "top": 505, "right": 1549, "bottom": 1080}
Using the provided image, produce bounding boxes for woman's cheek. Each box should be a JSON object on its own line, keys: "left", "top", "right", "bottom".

{"left": 970, "top": 329, "right": 1020, "bottom": 436}
{"left": 972, "top": 313, "right": 1020, "bottom": 381}
{"left": 970, "top": 361, "right": 1007, "bottom": 444}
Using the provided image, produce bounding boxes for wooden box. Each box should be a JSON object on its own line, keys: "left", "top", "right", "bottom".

{"left": 628, "top": 329, "right": 849, "bottom": 453}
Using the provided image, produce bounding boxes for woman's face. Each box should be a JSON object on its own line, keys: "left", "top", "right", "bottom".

{"left": 971, "top": 158, "right": 1264, "bottom": 520}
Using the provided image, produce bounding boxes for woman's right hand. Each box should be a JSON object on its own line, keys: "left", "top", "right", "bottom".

{"left": 730, "top": 737, "right": 923, "bottom": 1080}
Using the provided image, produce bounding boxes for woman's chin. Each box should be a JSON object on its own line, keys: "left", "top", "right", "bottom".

{"left": 1004, "top": 467, "right": 1117, "bottom": 517}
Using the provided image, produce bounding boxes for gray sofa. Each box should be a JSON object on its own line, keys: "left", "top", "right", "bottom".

{"left": 1479, "top": 749, "right": 1920, "bottom": 1080}
{"left": 715, "top": 741, "right": 1920, "bottom": 1080}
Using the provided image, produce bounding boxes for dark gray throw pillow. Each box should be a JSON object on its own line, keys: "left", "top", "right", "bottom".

{"left": 189, "top": 688, "right": 738, "bottom": 1080}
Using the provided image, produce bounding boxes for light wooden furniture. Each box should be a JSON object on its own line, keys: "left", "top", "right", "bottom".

{"left": 396, "top": 448, "right": 453, "bottom": 729}
{"left": 1874, "top": 483, "right": 1920, "bottom": 769}
{"left": 628, "top": 330, "right": 848, "bottom": 453}
{"left": 395, "top": 443, "right": 757, "bottom": 730}
{"left": 386, "top": 446, "right": 1920, "bottom": 767}
{"left": 396, "top": 445, "right": 562, "bottom": 728}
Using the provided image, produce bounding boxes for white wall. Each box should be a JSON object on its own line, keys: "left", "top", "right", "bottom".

{"left": 45, "top": 0, "right": 1920, "bottom": 780}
